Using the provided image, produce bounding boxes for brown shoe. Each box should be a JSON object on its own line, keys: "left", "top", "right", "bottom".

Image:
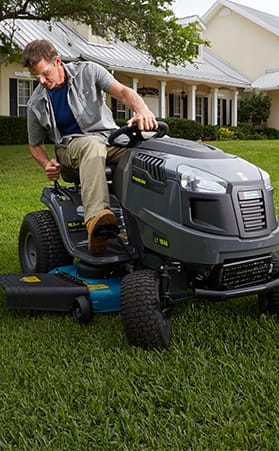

{"left": 86, "top": 209, "right": 116, "bottom": 255}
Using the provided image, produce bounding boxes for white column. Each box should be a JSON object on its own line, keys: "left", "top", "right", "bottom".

{"left": 132, "top": 77, "right": 138, "bottom": 92}
{"left": 159, "top": 81, "right": 166, "bottom": 118}
{"left": 131, "top": 78, "right": 138, "bottom": 117}
{"left": 190, "top": 85, "right": 197, "bottom": 120}
{"left": 211, "top": 88, "right": 218, "bottom": 125}
{"left": 231, "top": 90, "right": 238, "bottom": 127}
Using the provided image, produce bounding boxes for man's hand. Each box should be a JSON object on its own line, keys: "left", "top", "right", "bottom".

{"left": 45, "top": 159, "right": 60, "bottom": 181}
{"left": 127, "top": 111, "right": 158, "bottom": 131}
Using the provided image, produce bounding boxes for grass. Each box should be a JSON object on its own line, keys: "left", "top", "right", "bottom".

{"left": 0, "top": 141, "right": 278, "bottom": 450}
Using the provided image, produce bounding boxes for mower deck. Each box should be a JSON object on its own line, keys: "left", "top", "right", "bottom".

{"left": 0, "top": 266, "right": 121, "bottom": 314}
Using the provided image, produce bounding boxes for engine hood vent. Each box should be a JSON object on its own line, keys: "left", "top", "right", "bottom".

{"left": 132, "top": 152, "right": 165, "bottom": 183}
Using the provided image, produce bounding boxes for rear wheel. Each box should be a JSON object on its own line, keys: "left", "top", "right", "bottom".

{"left": 259, "top": 288, "right": 279, "bottom": 316}
{"left": 120, "top": 269, "right": 172, "bottom": 349}
{"left": 19, "top": 210, "right": 73, "bottom": 272}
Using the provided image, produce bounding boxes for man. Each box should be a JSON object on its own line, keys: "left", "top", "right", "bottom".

{"left": 22, "top": 39, "right": 157, "bottom": 255}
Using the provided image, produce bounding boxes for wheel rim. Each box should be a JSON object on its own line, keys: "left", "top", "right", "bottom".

{"left": 23, "top": 232, "right": 38, "bottom": 271}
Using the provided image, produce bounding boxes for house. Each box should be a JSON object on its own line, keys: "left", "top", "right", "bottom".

{"left": 0, "top": 14, "right": 251, "bottom": 128}
{"left": 4, "top": 1, "right": 279, "bottom": 129}
{"left": 202, "top": 0, "right": 279, "bottom": 129}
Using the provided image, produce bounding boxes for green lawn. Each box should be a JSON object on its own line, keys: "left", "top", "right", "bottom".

{"left": 0, "top": 142, "right": 278, "bottom": 450}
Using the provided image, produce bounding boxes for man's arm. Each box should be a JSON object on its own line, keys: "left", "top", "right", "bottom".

{"left": 29, "top": 144, "right": 60, "bottom": 181}
{"left": 108, "top": 81, "right": 158, "bottom": 130}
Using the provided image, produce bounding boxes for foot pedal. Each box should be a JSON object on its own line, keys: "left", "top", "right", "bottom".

{"left": 94, "top": 224, "right": 120, "bottom": 239}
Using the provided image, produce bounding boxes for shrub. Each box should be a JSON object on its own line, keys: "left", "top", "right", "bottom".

{"left": 115, "top": 119, "right": 128, "bottom": 128}
{"left": 0, "top": 116, "right": 28, "bottom": 144}
{"left": 238, "top": 90, "right": 271, "bottom": 126}
{"left": 262, "top": 127, "right": 277, "bottom": 139}
{"left": 217, "top": 127, "right": 235, "bottom": 141}
{"left": 160, "top": 117, "right": 202, "bottom": 141}
{"left": 202, "top": 124, "right": 218, "bottom": 140}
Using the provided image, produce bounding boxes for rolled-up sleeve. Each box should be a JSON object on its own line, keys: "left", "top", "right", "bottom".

{"left": 27, "top": 103, "right": 48, "bottom": 146}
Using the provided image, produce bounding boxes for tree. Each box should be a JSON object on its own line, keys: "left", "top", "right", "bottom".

{"left": 0, "top": 0, "right": 208, "bottom": 69}
{"left": 238, "top": 90, "right": 271, "bottom": 127}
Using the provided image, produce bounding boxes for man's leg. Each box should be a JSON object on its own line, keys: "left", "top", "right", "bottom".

{"left": 57, "top": 136, "right": 115, "bottom": 254}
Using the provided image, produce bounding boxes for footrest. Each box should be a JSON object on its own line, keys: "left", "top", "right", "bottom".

{"left": 94, "top": 224, "right": 120, "bottom": 239}
{"left": 0, "top": 273, "right": 89, "bottom": 312}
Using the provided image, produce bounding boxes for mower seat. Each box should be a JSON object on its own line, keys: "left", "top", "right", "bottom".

{"left": 60, "top": 165, "right": 114, "bottom": 186}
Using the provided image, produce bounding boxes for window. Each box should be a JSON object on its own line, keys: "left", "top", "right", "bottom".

{"left": 18, "top": 80, "right": 32, "bottom": 117}
{"left": 217, "top": 99, "right": 227, "bottom": 126}
{"left": 196, "top": 96, "right": 203, "bottom": 123}
{"left": 195, "top": 96, "right": 208, "bottom": 125}
{"left": 194, "top": 33, "right": 201, "bottom": 57}
{"left": 10, "top": 78, "right": 37, "bottom": 117}
{"left": 115, "top": 100, "right": 127, "bottom": 119}
{"left": 173, "top": 94, "right": 181, "bottom": 118}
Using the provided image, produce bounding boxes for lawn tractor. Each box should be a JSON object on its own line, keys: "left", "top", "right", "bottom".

{"left": 1, "top": 122, "right": 279, "bottom": 349}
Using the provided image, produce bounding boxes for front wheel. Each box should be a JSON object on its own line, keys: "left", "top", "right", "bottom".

{"left": 72, "top": 296, "right": 93, "bottom": 325}
{"left": 258, "top": 288, "right": 279, "bottom": 316}
{"left": 120, "top": 269, "right": 172, "bottom": 349}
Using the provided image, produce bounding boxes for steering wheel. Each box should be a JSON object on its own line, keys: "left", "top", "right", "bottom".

{"left": 108, "top": 121, "right": 169, "bottom": 147}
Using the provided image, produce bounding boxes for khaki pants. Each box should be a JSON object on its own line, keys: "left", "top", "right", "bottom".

{"left": 56, "top": 135, "right": 127, "bottom": 223}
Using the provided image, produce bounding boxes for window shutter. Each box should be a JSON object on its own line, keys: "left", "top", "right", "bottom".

{"left": 111, "top": 97, "right": 117, "bottom": 118}
{"left": 222, "top": 99, "right": 227, "bottom": 125}
{"left": 183, "top": 95, "right": 188, "bottom": 118}
{"left": 9, "top": 78, "right": 17, "bottom": 116}
{"left": 169, "top": 94, "right": 174, "bottom": 117}
{"left": 204, "top": 97, "right": 208, "bottom": 125}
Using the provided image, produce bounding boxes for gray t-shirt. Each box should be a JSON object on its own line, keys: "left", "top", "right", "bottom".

{"left": 27, "top": 61, "right": 118, "bottom": 147}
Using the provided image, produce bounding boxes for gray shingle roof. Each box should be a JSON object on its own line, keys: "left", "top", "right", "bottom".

{"left": 0, "top": 18, "right": 250, "bottom": 88}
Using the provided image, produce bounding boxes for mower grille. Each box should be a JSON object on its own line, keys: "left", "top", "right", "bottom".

{"left": 132, "top": 153, "right": 165, "bottom": 182}
{"left": 220, "top": 255, "right": 272, "bottom": 289}
{"left": 238, "top": 191, "right": 266, "bottom": 232}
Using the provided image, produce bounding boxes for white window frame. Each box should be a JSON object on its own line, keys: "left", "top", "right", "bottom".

{"left": 18, "top": 79, "right": 33, "bottom": 117}
{"left": 173, "top": 94, "right": 181, "bottom": 118}
{"left": 115, "top": 99, "right": 128, "bottom": 119}
{"left": 196, "top": 96, "right": 203, "bottom": 124}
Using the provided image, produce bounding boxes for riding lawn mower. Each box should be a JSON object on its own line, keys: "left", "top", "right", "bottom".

{"left": 0, "top": 122, "right": 279, "bottom": 349}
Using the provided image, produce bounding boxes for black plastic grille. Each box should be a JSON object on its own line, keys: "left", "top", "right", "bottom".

{"left": 220, "top": 255, "right": 272, "bottom": 289}
{"left": 238, "top": 190, "right": 266, "bottom": 232}
{"left": 132, "top": 153, "right": 165, "bottom": 182}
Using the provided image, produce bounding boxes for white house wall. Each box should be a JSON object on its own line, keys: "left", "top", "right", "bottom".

{"left": 204, "top": 7, "right": 279, "bottom": 80}
{"left": 0, "top": 62, "right": 31, "bottom": 116}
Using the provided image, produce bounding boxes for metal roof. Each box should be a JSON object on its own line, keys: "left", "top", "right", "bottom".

{"left": 0, "top": 18, "right": 250, "bottom": 88}
{"left": 252, "top": 69, "right": 279, "bottom": 91}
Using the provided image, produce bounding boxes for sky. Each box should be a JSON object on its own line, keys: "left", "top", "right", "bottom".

{"left": 172, "top": 0, "right": 279, "bottom": 19}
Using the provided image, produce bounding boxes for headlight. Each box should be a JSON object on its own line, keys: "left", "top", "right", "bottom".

{"left": 178, "top": 164, "right": 227, "bottom": 194}
{"left": 258, "top": 168, "right": 272, "bottom": 190}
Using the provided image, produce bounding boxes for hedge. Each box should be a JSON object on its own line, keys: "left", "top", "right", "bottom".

{"left": 0, "top": 116, "right": 278, "bottom": 145}
{"left": 0, "top": 116, "right": 28, "bottom": 145}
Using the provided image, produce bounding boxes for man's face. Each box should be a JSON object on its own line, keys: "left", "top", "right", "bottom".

{"left": 29, "top": 56, "right": 64, "bottom": 89}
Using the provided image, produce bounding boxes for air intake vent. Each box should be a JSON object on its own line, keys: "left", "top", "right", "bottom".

{"left": 238, "top": 191, "right": 266, "bottom": 232}
{"left": 132, "top": 153, "right": 165, "bottom": 182}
